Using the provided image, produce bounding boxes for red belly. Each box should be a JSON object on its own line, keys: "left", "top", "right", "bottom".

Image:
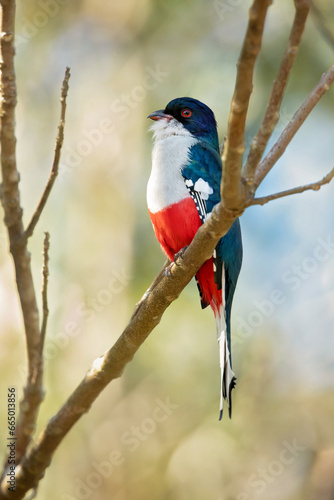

{"left": 149, "top": 198, "right": 222, "bottom": 313}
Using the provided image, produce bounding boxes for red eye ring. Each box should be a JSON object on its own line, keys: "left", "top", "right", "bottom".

{"left": 181, "top": 108, "right": 192, "bottom": 118}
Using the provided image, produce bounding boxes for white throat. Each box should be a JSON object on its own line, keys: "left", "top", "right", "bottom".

{"left": 147, "top": 118, "right": 198, "bottom": 213}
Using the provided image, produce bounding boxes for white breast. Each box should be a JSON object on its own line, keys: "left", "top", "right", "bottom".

{"left": 147, "top": 119, "right": 198, "bottom": 214}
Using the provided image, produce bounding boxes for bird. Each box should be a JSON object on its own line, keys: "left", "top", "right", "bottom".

{"left": 146, "top": 97, "right": 242, "bottom": 419}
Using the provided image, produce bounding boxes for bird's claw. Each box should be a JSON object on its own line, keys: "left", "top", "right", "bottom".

{"left": 174, "top": 246, "right": 188, "bottom": 265}
{"left": 164, "top": 246, "right": 189, "bottom": 277}
{"left": 164, "top": 264, "right": 173, "bottom": 277}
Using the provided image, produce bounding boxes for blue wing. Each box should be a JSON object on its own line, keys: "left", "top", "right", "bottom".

{"left": 182, "top": 142, "right": 222, "bottom": 217}
{"left": 181, "top": 142, "right": 243, "bottom": 318}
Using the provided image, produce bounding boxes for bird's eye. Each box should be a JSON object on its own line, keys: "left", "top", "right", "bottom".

{"left": 181, "top": 108, "right": 192, "bottom": 118}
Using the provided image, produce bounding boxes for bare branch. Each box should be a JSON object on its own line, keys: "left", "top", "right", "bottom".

{"left": 40, "top": 232, "right": 50, "bottom": 358}
{"left": 247, "top": 165, "right": 334, "bottom": 206}
{"left": 0, "top": 0, "right": 44, "bottom": 472}
{"left": 0, "top": 204, "right": 240, "bottom": 499}
{"left": 17, "top": 232, "right": 51, "bottom": 475}
{"left": 221, "top": 0, "right": 271, "bottom": 208}
{"left": 24, "top": 68, "right": 70, "bottom": 240}
{"left": 253, "top": 64, "right": 334, "bottom": 190}
{"left": 243, "top": 0, "right": 310, "bottom": 187}
{"left": 0, "top": 3, "right": 21, "bottom": 238}
{"left": 0, "top": 5, "right": 69, "bottom": 477}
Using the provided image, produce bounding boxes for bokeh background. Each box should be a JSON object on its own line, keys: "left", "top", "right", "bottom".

{"left": 0, "top": 1, "right": 334, "bottom": 499}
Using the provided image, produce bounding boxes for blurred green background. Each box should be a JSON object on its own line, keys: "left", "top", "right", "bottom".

{"left": 0, "top": 0, "right": 334, "bottom": 499}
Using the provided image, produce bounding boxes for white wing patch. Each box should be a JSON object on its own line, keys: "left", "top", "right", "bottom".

{"left": 184, "top": 177, "right": 213, "bottom": 223}
{"left": 193, "top": 178, "right": 213, "bottom": 200}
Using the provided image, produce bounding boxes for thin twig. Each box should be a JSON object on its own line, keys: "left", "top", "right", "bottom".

{"left": 24, "top": 67, "right": 71, "bottom": 240}
{"left": 243, "top": 0, "right": 310, "bottom": 187}
{"left": 222, "top": 0, "right": 271, "bottom": 208}
{"left": 253, "top": 63, "right": 334, "bottom": 190}
{"left": 40, "top": 232, "right": 50, "bottom": 356}
{"left": 311, "top": 1, "right": 334, "bottom": 50}
{"left": 0, "top": 0, "right": 44, "bottom": 476}
{"left": 29, "top": 233, "right": 50, "bottom": 404}
{"left": 0, "top": 10, "right": 70, "bottom": 481}
{"left": 247, "top": 165, "right": 334, "bottom": 206}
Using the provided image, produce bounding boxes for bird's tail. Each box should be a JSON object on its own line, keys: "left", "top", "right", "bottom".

{"left": 215, "top": 301, "right": 236, "bottom": 420}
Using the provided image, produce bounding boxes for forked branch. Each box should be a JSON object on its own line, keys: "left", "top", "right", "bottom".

{"left": 0, "top": 0, "right": 42, "bottom": 473}
{"left": 248, "top": 166, "right": 334, "bottom": 206}
{"left": 24, "top": 68, "right": 70, "bottom": 240}
{"left": 243, "top": 0, "right": 310, "bottom": 187}
{"left": 0, "top": 1, "right": 70, "bottom": 479}
{"left": 253, "top": 64, "right": 334, "bottom": 190}
{"left": 221, "top": 0, "right": 271, "bottom": 208}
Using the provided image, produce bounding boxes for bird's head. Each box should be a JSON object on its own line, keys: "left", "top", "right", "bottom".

{"left": 148, "top": 97, "right": 219, "bottom": 151}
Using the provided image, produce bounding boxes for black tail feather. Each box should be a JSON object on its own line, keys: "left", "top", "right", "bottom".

{"left": 219, "top": 375, "right": 236, "bottom": 420}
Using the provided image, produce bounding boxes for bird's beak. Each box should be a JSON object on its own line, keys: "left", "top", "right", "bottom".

{"left": 147, "top": 109, "right": 173, "bottom": 121}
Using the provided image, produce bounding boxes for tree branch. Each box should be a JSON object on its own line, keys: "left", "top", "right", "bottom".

{"left": 39, "top": 232, "right": 50, "bottom": 359}
{"left": 247, "top": 165, "right": 334, "bottom": 206}
{"left": 0, "top": 0, "right": 44, "bottom": 473}
{"left": 24, "top": 68, "right": 70, "bottom": 240}
{"left": 222, "top": 0, "right": 271, "bottom": 208}
{"left": 253, "top": 63, "right": 334, "bottom": 190}
{"left": 243, "top": 0, "right": 310, "bottom": 188}
{"left": 0, "top": 3, "right": 69, "bottom": 478}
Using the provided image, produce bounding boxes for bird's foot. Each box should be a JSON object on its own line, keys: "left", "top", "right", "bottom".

{"left": 174, "top": 246, "right": 188, "bottom": 265}
{"left": 164, "top": 263, "right": 173, "bottom": 277}
{"left": 164, "top": 247, "right": 189, "bottom": 277}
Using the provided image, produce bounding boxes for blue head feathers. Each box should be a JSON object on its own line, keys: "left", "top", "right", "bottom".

{"left": 149, "top": 97, "right": 220, "bottom": 152}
